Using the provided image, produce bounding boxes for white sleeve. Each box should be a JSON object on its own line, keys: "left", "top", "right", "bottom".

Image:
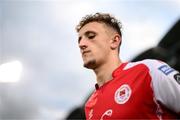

{"left": 143, "top": 59, "right": 180, "bottom": 113}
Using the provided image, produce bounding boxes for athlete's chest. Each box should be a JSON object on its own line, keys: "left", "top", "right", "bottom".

{"left": 85, "top": 66, "right": 156, "bottom": 119}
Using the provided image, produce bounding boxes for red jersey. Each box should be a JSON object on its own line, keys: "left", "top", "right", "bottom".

{"left": 85, "top": 59, "right": 180, "bottom": 119}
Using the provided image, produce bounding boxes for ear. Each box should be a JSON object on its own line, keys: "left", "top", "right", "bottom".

{"left": 110, "top": 34, "right": 121, "bottom": 50}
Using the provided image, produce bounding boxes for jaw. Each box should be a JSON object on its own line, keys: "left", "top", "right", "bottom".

{"left": 82, "top": 52, "right": 108, "bottom": 70}
{"left": 83, "top": 58, "right": 97, "bottom": 69}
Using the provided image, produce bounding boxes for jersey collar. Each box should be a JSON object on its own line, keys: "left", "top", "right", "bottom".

{"left": 94, "top": 62, "right": 128, "bottom": 90}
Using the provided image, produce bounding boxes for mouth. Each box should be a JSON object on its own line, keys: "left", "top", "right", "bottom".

{"left": 82, "top": 50, "right": 91, "bottom": 55}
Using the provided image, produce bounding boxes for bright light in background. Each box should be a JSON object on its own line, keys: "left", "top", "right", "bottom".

{"left": 0, "top": 61, "right": 23, "bottom": 83}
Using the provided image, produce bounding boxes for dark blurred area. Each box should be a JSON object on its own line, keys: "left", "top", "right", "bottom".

{"left": 66, "top": 106, "right": 86, "bottom": 120}
{"left": 132, "top": 19, "right": 180, "bottom": 71}
{"left": 66, "top": 19, "right": 180, "bottom": 119}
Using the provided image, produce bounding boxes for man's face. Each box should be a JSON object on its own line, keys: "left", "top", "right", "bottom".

{"left": 78, "top": 22, "right": 112, "bottom": 69}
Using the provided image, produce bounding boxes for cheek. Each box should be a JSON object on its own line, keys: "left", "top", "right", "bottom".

{"left": 90, "top": 38, "right": 110, "bottom": 57}
{"left": 97, "top": 42, "right": 110, "bottom": 53}
{"left": 93, "top": 44, "right": 109, "bottom": 59}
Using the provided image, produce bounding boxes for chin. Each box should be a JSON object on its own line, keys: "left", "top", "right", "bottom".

{"left": 83, "top": 59, "right": 97, "bottom": 69}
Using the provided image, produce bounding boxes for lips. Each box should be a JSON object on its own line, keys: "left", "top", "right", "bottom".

{"left": 82, "top": 50, "right": 90, "bottom": 55}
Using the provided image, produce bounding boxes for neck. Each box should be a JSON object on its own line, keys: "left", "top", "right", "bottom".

{"left": 94, "top": 55, "right": 122, "bottom": 87}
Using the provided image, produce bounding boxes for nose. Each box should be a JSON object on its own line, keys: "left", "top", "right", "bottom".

{"left": 79, "top": 38, "right": 87, "bottom": 50}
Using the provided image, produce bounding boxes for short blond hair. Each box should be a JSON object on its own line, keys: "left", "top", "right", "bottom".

{"left": 76, "top": 12, "right": 122, "bottom": 37}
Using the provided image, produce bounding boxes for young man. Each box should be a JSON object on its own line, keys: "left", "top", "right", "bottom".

{"left": 76, "top": 13, "right": 180, "bottom": 119}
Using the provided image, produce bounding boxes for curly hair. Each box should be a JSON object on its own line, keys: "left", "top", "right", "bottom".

{"left": 76, "top": 12, "right": 122, "bottom": 37}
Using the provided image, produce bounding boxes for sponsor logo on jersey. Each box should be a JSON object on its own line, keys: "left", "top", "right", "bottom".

{"left": 158, "top": 65, "right": 175, "bottom": 75}
{"left": 114, "top": 84, "right": 131, "bottom": 104}
{"left": 100, "top": 109, "right": 113, "bottom": 120}
{"left": 174, "top": 73, "right": 180, "bottom": 84}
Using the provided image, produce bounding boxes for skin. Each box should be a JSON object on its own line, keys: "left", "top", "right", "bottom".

{"left": 78, "top": 22, "right": 122, "bottom": 87}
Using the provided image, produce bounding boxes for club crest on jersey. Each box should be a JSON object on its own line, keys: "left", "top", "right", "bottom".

{"left": 158, "top": 65, "right": 174, "bottom": 75}
{"left": 114, "top": 84, "right": 131, "bottom": 104}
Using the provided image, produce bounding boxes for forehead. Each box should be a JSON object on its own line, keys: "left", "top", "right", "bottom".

{"left": 78, "top": 22, "right": 107, "bottom": 36}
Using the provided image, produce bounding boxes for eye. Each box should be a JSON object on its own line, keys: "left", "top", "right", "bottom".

{"left": 88, "top": 33, "right": 95, "bottom": 39}
{"left": 78, "top": 36, "right": 82, "bottom": 43}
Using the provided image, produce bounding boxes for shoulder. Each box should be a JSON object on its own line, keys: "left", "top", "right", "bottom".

{"left": 139, "top": 59, "right": 171, "bottom": 70}
{"left": 123, "top": 59, "right": 161, "bottom": 71}
{"left": 126, "top": 59, "right": 180, "bottom": 113}
{"left": 125, "top": 59, "right": 175, "bottom": 73}
{"left": 139, "top": 59, "right": 178, "bottom": 77}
